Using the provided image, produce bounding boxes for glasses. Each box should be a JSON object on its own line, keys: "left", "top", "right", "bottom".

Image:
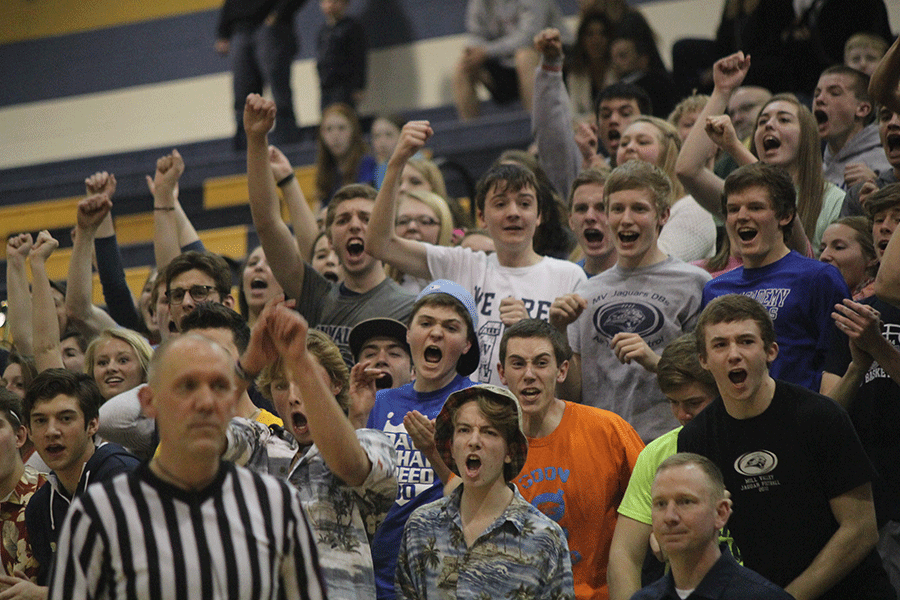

{"left": 396, "top": 216, "right": 439, "bottom": 228}
{"left": 166, "top": 285, "right": 217, "bottom": 305}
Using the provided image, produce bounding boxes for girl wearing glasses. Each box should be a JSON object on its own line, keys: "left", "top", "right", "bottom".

{"left": 388, "top": 190, "right": 454, "bottom": 293}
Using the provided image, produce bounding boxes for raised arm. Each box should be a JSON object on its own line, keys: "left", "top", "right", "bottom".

{"left": 675, "top": 52, "right": 752, "bottom": 218}
{"left": 66, "top": 192, "right": 119, "bottom": 338}
{"left": 271, "top": 304, "right": 372, "bottom": 486}
{"left": 532, "top": 28, "right": 584, "bottom": 199}
{"left": 86, "top": 172, "right": 142, "bottom": 331}
{"left": 869, "top": 35, "right": 900, "bottom": 114}
{"left": 6, "top": 234, "right": 34, "bottom": 355}
{"left": 365, "top": 121, "right": 433, "bottom": 279}
{"left": 245, "top": 94, "right": 307, "bottom": 300}
{"left": 150, "top": 149, "right": 203, "bottom": 269}
{"left": 31, "top": 231, "right": 64, "bottom": 372}
{"left": 268, "top": 145, "right": 318, "bottom": 260}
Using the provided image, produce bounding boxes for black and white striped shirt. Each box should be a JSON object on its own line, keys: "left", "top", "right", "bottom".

{"left": 48, "top": 461, "right": 327, "bottom": 600}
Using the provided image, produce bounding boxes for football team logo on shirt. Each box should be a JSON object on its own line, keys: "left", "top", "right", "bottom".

{"left": 734, "top": 450, "right": 778, "bottom": 476}
{"left": 592, "top": 302, "right": 664, "bottom": 340}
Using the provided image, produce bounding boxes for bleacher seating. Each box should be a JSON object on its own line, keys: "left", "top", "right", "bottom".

{"left": 0, "top": 104, "right": 532, "bottom": 308}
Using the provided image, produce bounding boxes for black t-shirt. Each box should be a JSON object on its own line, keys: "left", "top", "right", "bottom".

{"left": 678, "top": 381, "right": 891, "bottom": 599}
{"left": 824, "top": 296, "right": 900, "bottom": 523}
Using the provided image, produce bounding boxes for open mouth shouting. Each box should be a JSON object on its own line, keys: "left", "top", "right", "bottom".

{"left": 250, "top": 277, "right": 268, "bottom": 291}
{"left": 291, "top": 410, "right": 310, "bottom": 440}
{"left": 728, "top": 368, "right": 748, "bottom": 385}
{"left": 886, "top": 133, "right": 900, "bottom": 154}
{"left": 518, "top": 386, "right": 542, "bottom": 405}
{"left": 618, "top": 231, "right": 639, "bottom": 245}
{"left": 584, "top": 228, "right": 604, "bottom": 244}
{"left": 814, "top": 110, "right": 828, "bottom": 125}
{"left": 607, "top": 129, "right": 621, "bottom": 151}
{"left": 346, "top": 238, "right": 365, "bottom": 259}
{"left": 375, "top": 371, "right": 393, "bottom": 390}
{"left": 736, "top": 227, "right": 758, "bottom": 243}
{"left": 423, "top": 345, "right": 443, "bottom": 365}
{"left": 464, "top": 454, "right": 482, "bottom": 478}
{"left": 761, "top": 135, "right": 781, "bottom": 152}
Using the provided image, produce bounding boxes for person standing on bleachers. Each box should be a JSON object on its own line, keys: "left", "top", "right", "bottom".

{"left": 215, "top": 0, "right": 306, "bottom": 149}
{"left": 317, "top": 0, "right": 367, "bottom": 111}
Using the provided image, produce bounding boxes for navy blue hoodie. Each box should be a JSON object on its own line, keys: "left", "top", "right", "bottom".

{"left": 24, "top": 442, "right": 139, "bottom": 585}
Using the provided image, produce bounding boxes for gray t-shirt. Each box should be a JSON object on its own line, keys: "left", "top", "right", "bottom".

{"left": 568, "top": 257, "right": 710, "bottom": 442}
{"left": 295, "top": 263, "right": 416, "bottom": 365}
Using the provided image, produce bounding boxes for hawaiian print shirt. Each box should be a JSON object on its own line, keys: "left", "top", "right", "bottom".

{"left": 1, "top": 466, "right": 46, "bottom": 580}
{"left": 225, "top": 418, "right": 398, "bottom": 600}
{"left": 396, "top": 485, "right": 575, "bottom": 600}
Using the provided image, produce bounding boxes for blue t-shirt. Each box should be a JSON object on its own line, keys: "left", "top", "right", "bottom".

{"left": 366, "top": 374, "right": 473, "bottom": 600}
{"left": 702, "top": 251, "right": 848, "bottom": 391}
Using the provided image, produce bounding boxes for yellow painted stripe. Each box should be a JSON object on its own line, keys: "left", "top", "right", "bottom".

{"left": 203, "top": 166, "right": 318, "bottom": 217}
{"left": 198, "top": 225, "right": 248, "bottom": 259}
{"left": 114, "top": 214, "right": 155, "bottom": 245}
{"left": 0, "top": 196, "right": 80, "bottom": 241}
{"left": 0, "top": 0, "right": 221, "bottom": 44}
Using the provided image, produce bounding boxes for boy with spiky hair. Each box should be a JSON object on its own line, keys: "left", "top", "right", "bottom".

{"left": 366, "top": 121, "right": 586, "bottom": 387}
{"left": 396, "top": 383, "right": 575, "bottom": 600}
{"left": 551, "top": 160, "right": 710, "bottom": 442}
{"left": 363, "top": 280, "right": 480, "bottom": 600}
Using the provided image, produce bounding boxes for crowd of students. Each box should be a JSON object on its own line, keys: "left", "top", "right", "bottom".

{"left": 2, "top": 4, "right": 900, "bottom": 600}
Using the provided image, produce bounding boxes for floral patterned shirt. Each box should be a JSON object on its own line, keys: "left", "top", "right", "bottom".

{"left": 396, "top": 485, "right": 575, "bottom": 600}
{"left": 1, "top": 466, "right": 46, "bottom": 580}
{"left": 225, "top": 419, "right": 398, "bottom": 600}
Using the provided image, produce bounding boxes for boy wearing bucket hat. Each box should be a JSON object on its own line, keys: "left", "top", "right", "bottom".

{"left": 365, "top": 280, "right": 480, "bottom": 600}
{"left": 396, "top": 384, "right": 574, "bottom": 600}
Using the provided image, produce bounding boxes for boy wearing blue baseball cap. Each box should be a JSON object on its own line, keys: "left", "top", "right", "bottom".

{"left": 364, "top": 280, "right": 479, "bottom": 600}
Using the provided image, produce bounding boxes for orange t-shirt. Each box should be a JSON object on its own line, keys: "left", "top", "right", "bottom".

{"left": 514, "top": 401, "right": 644, "bottom": 600}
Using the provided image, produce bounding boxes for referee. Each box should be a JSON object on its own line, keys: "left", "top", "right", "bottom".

{"left": 47, "top": 333, "right": 326, "bottom": 600}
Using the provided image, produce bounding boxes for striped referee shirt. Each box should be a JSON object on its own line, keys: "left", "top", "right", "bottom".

{"left": 47, "top": 461, "right": 327, "bottom": 600}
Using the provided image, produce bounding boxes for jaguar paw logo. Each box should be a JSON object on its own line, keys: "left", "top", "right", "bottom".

{"left": 734, "top": 450, "right": 778, "bottom": 476}
{"left": 593, "top": 302, "right": 664, "bottom": 338}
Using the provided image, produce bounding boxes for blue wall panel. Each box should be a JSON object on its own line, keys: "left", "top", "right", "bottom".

{"left": 0, "top": 0, "right": 578, "bottom": 108}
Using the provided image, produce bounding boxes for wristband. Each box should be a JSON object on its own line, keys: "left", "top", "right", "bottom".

{"left": 153, "top": 206, "right": 175, "bottom": 211}
{"left": 277, "top": 172, "right": 296, "bottom": 187}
